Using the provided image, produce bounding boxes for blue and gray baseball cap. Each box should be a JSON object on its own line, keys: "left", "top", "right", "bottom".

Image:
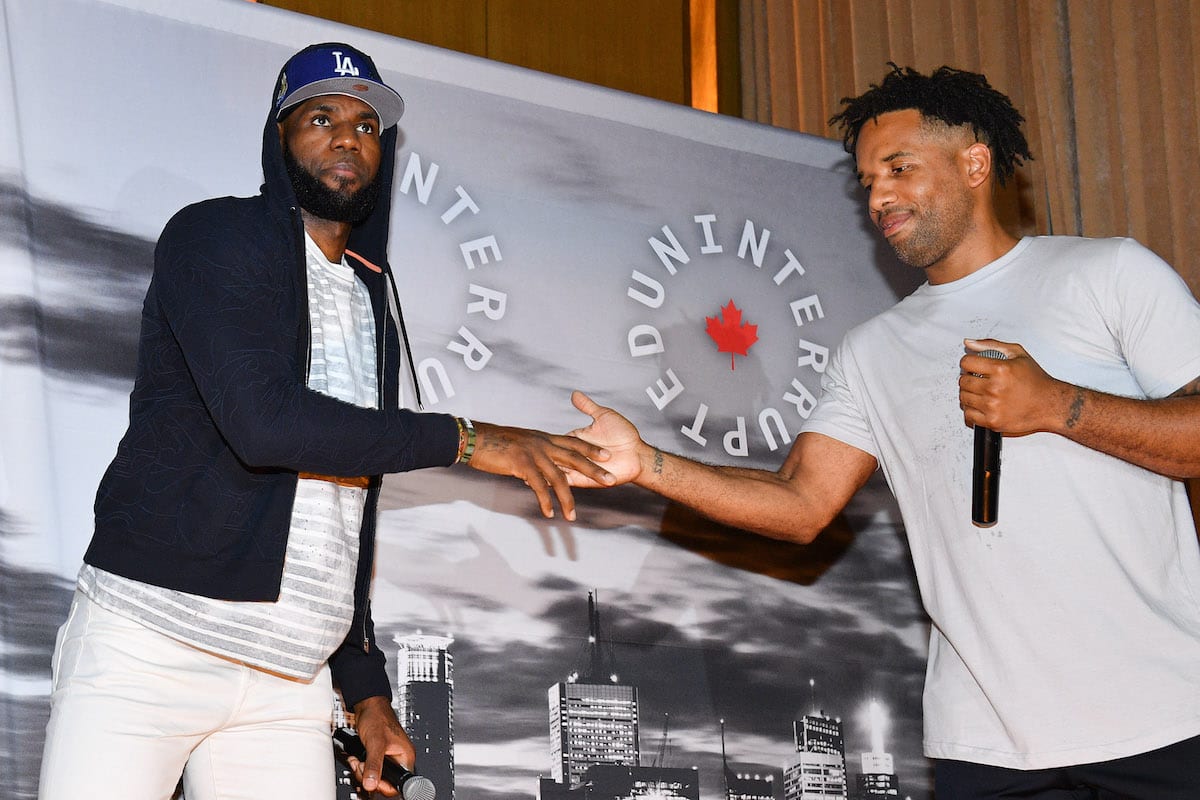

{"left": 275, "top": 43, "right": 405, "bottom": 128}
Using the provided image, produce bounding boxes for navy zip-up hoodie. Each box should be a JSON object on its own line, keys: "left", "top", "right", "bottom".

{"left": 86, "top": 44, "right": 458, "bottom": 707}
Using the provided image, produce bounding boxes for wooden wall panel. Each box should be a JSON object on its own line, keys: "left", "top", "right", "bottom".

{"left": 714, "top": 0, "right": 742, "bottom": 115}
{"left": 486, "top": 0, "right": 688, "bottom": 103}
{"left": 261, "top": 0, "right": 487, "bottom": 56}
{"left": 260, "top": 0, "right": 697, "bottom": 107}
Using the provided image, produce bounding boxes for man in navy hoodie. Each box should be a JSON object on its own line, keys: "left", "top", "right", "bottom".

{"left": 39, "top": 43, "right": 614, "bottom": 800}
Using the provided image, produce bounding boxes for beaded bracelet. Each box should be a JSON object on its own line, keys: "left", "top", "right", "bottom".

{"left": 454, "top": 417, "right": 466, "bottom": 462}
{"left": 455, "top": 416, "right": 477, "bottom": 465}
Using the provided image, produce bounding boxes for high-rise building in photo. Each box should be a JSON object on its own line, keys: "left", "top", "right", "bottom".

{"left": 538, "top": 764, "right": 700, "bottom": 800}
{"left": 784, "top": 712, "right": 848, "bottom": 800}
{"left": 395, "top": 632, "right": 456, "bottom": 800}
{"left": 855, "top": 701, "right": 900, "bottom": 798}
{"left": 332, "top": 695, "right": 362, "bottom": 800}
{"left": 726, "top": 769, "right": 777, "bottom": 800}
{"left": 720, "top": 719, "right": 776, "bottom": 800}
{"left": 548, "top": 592, "right": 640, "bottom": 789}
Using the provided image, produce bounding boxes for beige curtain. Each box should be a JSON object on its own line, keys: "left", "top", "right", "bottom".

{"left": 739, "top": 0, "right": 1200, "bottom": 516}
{"left": 740, "top": 0, "right": 1200, "bottom": 293}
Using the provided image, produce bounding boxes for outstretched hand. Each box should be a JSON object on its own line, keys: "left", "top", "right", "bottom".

{"left": 466, "top": 419, "right": 615, "bottom": 521}
{"left": 564, "top": 390, "right": 646, "bottom": 488}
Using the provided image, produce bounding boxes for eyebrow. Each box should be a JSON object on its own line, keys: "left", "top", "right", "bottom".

{"left": 307, "top": 102, "right": 380, "bottom": 123}
{"left": 857, "top": 150, "right": 917, "bottom": 182}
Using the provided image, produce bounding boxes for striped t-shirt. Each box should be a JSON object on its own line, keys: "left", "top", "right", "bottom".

{"left": 80, "top": 232, "right": 378, "bottom": 679}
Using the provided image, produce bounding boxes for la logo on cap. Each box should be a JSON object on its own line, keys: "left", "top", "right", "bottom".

{"left": 332, "top": 51, "right": 360, "bottom": 78}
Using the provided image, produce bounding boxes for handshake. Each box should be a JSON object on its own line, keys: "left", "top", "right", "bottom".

{"left": 459, "top": 391, "right": 644, "bottom": 521}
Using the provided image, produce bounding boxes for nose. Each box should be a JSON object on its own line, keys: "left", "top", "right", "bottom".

{"left": 330, "top": 122, "right": 362, "bottom": 151}
{"left": 867, "top": 181, "right": 895, "bottom": 215}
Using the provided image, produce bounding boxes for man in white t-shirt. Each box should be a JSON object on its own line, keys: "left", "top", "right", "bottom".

{"left": 567, "top": 65, "right": 1200, "bottom": 798}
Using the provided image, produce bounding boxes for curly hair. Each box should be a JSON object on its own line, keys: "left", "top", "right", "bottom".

{"left": 828, "top": 63, "right": 1033, "bottom": 186}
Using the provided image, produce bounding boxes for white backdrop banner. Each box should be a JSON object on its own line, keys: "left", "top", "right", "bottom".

{"left": 0, "top": 1, "right": 929, "bottom": 798}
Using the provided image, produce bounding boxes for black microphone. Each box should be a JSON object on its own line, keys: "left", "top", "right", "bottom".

{"left": 971, "top": 349, "right": 1007, "bottom": 528}
{"left": 333, "top": 727, "right": 436, "bottom": 800}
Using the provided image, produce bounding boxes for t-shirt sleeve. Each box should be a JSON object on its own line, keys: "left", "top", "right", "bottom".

{"left": 800, "top": 336, "right": 881, "bottom": 460}
{"left": 1105, "top": 238, "right": 1200, "bottom": 398}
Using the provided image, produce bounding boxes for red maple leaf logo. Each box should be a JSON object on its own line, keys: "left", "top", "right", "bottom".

{"left": 705, "top": 299, "right": 759, "bottom": 370}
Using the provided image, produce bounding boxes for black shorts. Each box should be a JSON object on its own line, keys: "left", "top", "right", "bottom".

{"left": 934, "top": 734, "right": 1200, "bottom": 799}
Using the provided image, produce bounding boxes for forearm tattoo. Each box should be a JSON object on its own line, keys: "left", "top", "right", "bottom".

{"left": 1170, "top": 377, "right": 1200, "bottom": 398}
{"left": 1065, "top": 388, "right": 1085, "bottom": 429}
{"left": 652, "top": 449, "right": 664, "bottom": 475}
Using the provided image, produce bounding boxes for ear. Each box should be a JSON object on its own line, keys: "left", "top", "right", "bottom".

{"left": 963, "top": 142, "right": 993, "bottom": 189}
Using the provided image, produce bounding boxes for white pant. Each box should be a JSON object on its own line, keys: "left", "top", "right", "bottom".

{"left": 40, "top": 590, "right": 336, "bottom": 800}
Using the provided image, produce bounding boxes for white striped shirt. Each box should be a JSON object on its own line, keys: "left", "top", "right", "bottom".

{"left": 80, "top": 232, "right": 378, "bottom": 679}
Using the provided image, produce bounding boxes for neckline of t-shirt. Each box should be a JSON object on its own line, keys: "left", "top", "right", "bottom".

{"left": 303, "top": 231, "right": 356, "bottom": 281}
{"left": 917, "top": 236, "right": 1035, "bottom": 296}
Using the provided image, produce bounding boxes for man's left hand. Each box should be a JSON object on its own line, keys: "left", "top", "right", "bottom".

{"left": 466, "top": 421, "right": 614, "bottom": 521}
{"left": 959, "top": 338, "right": 1071, "bottom": 435}
{"left": 350, "top": 696, "right": 415, "bottom": 797}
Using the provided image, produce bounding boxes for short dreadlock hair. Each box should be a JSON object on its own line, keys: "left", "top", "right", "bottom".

{"left": 829, "top": 63, "right": 1033, "bottom": 187}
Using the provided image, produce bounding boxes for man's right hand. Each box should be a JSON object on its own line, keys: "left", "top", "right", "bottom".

{"left": 566, "top": 390, "right": 878, "bottom": 544}
{"left": 564, "top": 390, "right": 646, "bottom": 487}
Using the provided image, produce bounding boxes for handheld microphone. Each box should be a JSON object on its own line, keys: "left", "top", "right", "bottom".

{"left": 971, "top": 349, "right": 1007, "bottom": 528}
{"left": 333, "top": 727, "right": 436, "bottom": 800}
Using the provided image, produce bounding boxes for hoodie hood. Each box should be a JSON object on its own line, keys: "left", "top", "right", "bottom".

{"left": 261, "top": 42, "right": 399, "bottom": 269}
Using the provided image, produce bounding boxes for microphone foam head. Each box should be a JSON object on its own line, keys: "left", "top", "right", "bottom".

{"left": 403, "top": 776, "right": 437, "bottom": 800}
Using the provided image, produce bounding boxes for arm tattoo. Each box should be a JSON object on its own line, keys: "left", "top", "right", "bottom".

{"left": 652, "top": 449, "right": 664, "bottom": 475}
{"left": 1169, "top": 376, "right": 1200, "bottom": 398}
{"left": 1065, "top": 388, "right": 1085, "bottom": 429}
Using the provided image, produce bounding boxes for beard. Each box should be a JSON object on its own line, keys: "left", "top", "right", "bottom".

{"left": 283, "top": 144, "right": 381, "bottom": 224}
{"left": 887, "top": 192, "right": 973, "bottom": 270}
{"left": 890, "top": 214, "right": 956, "bottom": 268}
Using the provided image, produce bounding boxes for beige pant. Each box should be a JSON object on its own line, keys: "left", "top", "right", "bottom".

{"left": 40, "top": 590, "right": 336, "bottom": 800}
